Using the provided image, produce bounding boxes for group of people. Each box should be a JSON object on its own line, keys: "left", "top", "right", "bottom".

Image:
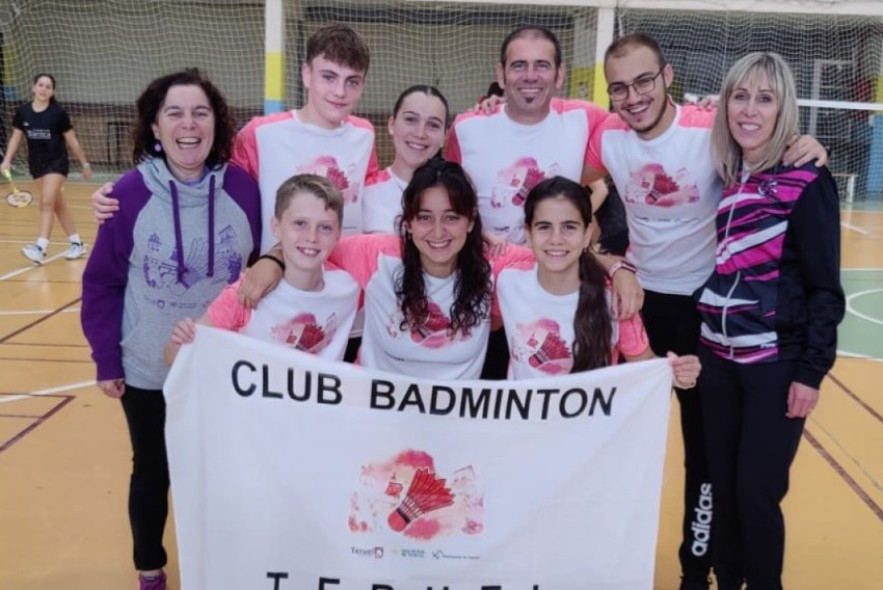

{"left": 74, "top": 20, "right": 842, "bottom": 590}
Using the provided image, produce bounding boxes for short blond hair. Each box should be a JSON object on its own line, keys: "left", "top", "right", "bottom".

{"left": 274, "top": 174, "right": 343, "bottom": 225}
{"left": 712, "top": 52, "right": 799, "bottom": 187}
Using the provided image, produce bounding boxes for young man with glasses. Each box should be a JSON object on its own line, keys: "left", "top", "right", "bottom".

{"left": 582, "top": 33, "right": 826, "bottom": 590}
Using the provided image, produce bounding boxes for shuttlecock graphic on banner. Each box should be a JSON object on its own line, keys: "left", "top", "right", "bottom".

{"left": 348, "top": 450, "right": 484, "bottom": 540}
{"left": 387, "top": 467, "right": 455, "bottom": 532}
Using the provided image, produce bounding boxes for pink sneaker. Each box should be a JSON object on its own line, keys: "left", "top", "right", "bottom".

{"left": 138, "top": 571, "right": 167, "bottom": 590}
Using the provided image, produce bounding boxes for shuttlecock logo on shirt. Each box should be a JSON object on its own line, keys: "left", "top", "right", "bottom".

{"left": 492, "top": 157, "right": 549, "bottom": 209}
{"left": 513, "top": 318, "right": 573, "bottom": 375}
{"left": 298, "top": 156, "right": 360, "bottom": 203}
{"left": 626, "top": 163, "right": 700, "bottom": 207}
{"left": 270, "top": 312, "right": 336, "bottom": 353}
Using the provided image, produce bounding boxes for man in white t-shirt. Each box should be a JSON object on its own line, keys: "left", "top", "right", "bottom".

{"left": 446, "top": 25, "right": 609, "bottom": 250}
{"left": 582, "top": 33, "right": 826, "bottom": 590}
{"left": 445, "top": 25, "right": 629, "bottom": 380}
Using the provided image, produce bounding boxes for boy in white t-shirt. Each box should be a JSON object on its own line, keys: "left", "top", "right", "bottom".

{"left": 165, "top": 174, "right": 359, "bottom": 362}
{"left": 232, "top": 24, "right": 378, "bottom": 245}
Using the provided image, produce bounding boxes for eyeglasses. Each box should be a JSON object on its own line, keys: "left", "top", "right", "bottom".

{"left": 607, "top": 67, "right": 665, "bottom": 101}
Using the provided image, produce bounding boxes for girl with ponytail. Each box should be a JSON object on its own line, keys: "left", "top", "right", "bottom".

{"left": 494, "top": 176, "right": 699, "bottom": 384}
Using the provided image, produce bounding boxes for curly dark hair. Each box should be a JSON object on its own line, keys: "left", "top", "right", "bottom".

{"left": 132, "top": 68, "right": 236, "bottom": 169}
{"left": 395, "top": 158, "right": 491, "bottom": 335}
{"left": 524, "top": 176, "right": 612, "bottom": 372}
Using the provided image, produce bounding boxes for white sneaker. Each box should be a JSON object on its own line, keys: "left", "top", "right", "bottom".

{"left": 22, "top": 244, "right": 46, "bottom": 264}
{"left": 64, "top": 242, "right": 86, "bottom": 260}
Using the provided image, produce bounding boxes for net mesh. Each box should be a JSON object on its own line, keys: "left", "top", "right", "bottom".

{"left": 1, "top": 0, "right": 880, "bottom": 199}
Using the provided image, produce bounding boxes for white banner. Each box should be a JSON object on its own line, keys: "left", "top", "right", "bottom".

{"left": 164, "top": 326, "right": 673, "bottom": 590}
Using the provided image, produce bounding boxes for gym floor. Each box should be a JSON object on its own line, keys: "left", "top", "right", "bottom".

{"left": 0, "top": 181, "right": 881, "bottom": 590}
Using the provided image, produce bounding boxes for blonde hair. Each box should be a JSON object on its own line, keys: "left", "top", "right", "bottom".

{"left": 711, "top": 52, "right": 799, "bottom": 188}
{"left": 274, "top": 173, "right": 344, "bottom": 224}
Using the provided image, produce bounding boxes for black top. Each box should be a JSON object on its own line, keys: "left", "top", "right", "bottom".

{"left": 12, "top": 101, "right": 73, "bottom": 176}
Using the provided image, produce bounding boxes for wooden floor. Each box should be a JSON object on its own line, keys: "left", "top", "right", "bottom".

{"left": 1, "top": 181, "right": 882, "bottom": 590}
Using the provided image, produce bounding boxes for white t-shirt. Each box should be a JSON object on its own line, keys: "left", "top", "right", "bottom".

{"left": 495, "top": 263, "right": 650, "bottom": 380}
{"left": 206, "top": 268, "right": 360, "bottom": 361}
{"left": 585, "top": 104, "right": 720, "bottom": 295}
{"left": 362, "top": 167, "right": 406, "bottom": 234}
{"left": 231, "top": 110, "right": 378, "bottom": 247}
{"left": 329, "top": 235, "right": 533, "bottom": 380}
{"left": 446, "top": 98, "right": 609, "bottom": 245}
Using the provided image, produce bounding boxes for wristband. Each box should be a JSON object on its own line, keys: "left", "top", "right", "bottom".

{"left": 82, "top": 162, "right": 91, "bottom": 169}
{"left": 607, "top": 259, "right": 637, "bottom": 279}
{"left": 257, "top": 254, "right": 285, "bottom": 272}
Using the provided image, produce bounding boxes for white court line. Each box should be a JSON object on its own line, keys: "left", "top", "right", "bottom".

{"left": 0, "top": 380, "right": 94, "bottom": 404}
{"left": 0, "top": 238, "right": 77, "bottom": 245}
{"left": 846, "top": 288, "right": 883, "bottom": 327}
{"left": 0, "top": 308, "right": 80, "bottom": 316}
{"left": 0, "top": 250, "right": 71, "bottom": 281}
{"left": 835, "top": 350, "right": 883, "bottom": 361}
{"left": 841, "top": 221, "right": 870, "bottom": 235}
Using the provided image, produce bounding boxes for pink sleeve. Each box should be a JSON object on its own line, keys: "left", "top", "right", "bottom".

{"left": 327, "top": 234, "right": 399, "bottom": 288}
{"left": 366, "top": 144, "right": 379, "bottom": 178}
{"left": 230, "top": 121, "right": 259, "bottom": 180}
{"left": 206, "top": 279, "right": 251, "bottom": 331}
{"left": 490, "top": 245, "right": 535, "bottom": 322}
{"left": 490, "top": 244, "right": 535, "bottom": 283}
{"left": 444, "top": 126, "right": 462, "bottom": 163}
{"left": 616, "top": 312, "right": 651, "bottom": 358}
{"left": 678, "top": 104, "right": 716, "bottom": 129}
{"left": 585, "top": 123, "right": 607, "bottom": 173}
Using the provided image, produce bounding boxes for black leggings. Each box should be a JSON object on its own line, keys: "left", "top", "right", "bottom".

{"left": 698, "top": 348, "right": 805, "bottom": 590}
{"left": 641, "top": 290, "right": 713, "bottom": 582}
{"left": 121, "top": 385, "right": 169, "bottom": 571}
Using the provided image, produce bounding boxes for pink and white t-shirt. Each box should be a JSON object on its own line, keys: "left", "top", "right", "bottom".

{"left": 585, "top": 104, "right": 719, "bottom": 295}
{"left": 232, "top": 111, "right": 379, "bottom": 247}
{"left": 362, "top": 167, "right": 407, "bottom": 234}
{"left": 446, "top": 98, "right": 609, "bottom": 245}
{"left": 206, "top": 268, "right": 360, "bottom": 361}
{"left": 494, "top": 263, "right": 650, "bottom": 380}
{"left": 328, "top": 235, "right": 533, "bottom": 380}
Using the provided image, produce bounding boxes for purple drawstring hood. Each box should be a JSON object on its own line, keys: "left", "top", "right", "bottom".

{"left": 140, "top": 157, "right": 218, "bottom": 285}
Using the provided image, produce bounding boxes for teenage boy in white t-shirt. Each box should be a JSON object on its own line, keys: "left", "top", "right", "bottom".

{"left": 91, "top": 24, "right": 378, "bottom": 252}
{"left": 232, "top": 24, "right": 378, "bottom": 246}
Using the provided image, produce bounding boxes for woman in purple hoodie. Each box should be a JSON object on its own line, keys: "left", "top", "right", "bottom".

{"left": 81, "top": 68, "right": 261, "bottom": 590}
